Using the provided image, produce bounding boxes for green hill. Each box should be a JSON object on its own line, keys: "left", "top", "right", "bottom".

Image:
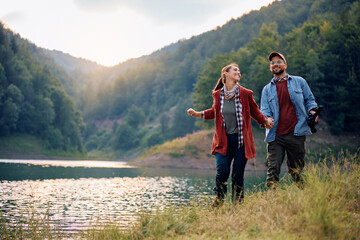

{"left": 0, "top": 24, "right": 85, "bottom": 154}
{"left": 1, "top": 0, "right": 359, "bottom": 159}
{"left": 0, "top": 134, "right": 86, "bottom": 159}
{"left": 74, "top": 0, "right": 359, "bottom": 157}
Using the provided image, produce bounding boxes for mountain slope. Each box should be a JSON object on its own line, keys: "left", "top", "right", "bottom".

{"left": 21, "top": 0, "right": 360, "bottom": 158}
{"left": 0, "top": 23, "right": 85, "bottom": 152}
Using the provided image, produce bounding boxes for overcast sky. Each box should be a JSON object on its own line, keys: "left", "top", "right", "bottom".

{"left": 0, "top": 0, "right": 275, "bottom": 66}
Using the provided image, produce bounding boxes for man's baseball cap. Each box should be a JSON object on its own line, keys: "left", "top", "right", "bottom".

{"left": 268, "top": 51, "right": 286, "bottom": 64}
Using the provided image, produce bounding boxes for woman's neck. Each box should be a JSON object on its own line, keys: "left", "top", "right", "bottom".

{"left": 225, "top": 81, "right": 237, "bottom": 90}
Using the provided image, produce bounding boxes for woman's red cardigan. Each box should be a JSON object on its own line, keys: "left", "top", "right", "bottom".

{"left": 203, "top": 84, "right": 266, "bottom": 159}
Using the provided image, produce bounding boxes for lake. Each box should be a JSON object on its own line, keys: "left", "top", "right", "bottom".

{"left": 0, "top": 159, "right": 267, "bottom": 233}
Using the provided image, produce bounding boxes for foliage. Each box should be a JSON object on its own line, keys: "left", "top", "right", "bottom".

{"left": 2, "top": 0, "right": 359, "bottom": 156}
{"left": 194, "top": 0, "right": 360, "bottom": 135}
{"left": 0, "top": 23, "right": 85, "bottom": 152}
{"left": 78, "top": 0, "right": 360, "bottom": 155}
{"left": 73, "top": 0, "right": 349, "bottom": 154}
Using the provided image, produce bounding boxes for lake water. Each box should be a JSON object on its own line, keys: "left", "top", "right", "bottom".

{"left": 0, "top": 159, "right": 267, "bottom": 233}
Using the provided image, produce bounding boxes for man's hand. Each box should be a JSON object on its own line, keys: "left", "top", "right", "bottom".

{"left": 309, "top": 110, "right": 319, "bottom": 123}
{"left": 265, "top": 117, "right": 274, "bottom": 129}
{"left": 307, "top": 106, "right": 323, "bottom": 133}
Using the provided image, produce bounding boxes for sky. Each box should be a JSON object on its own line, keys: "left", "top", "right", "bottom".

{"left": 0, "top": 0, "right": 275, "bottom": 67}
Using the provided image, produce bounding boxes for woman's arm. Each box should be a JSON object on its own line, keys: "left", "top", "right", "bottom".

{"left": 188, "top": 94, "right": 216, "bottom": 120}
{"left": 187, "top": 108, "right": 204, "bottom": 118}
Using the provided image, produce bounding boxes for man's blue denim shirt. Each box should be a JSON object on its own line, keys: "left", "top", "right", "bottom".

{"left": 260, "top": 75, "right": 318, "bottom": 143}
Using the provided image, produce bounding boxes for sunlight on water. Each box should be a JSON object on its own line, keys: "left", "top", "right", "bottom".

{"left": 0, "top": 159, "right": 266, "bottom": 234}
{"left": 0, "top": 176, "right": 212, "bottom": 232}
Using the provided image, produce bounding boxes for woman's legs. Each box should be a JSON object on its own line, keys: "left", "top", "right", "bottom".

{"left": 215, "top": 152, "right": 231, "bottom": 200}
{"left": 215, "top": 134, "right": 247, "bottom": 202}
{"left": 231, "top": 145, "right": 247, "bottom": 202}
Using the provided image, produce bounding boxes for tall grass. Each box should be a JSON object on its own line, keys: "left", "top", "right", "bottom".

{"left": 0, "top": 206, "right": 65, "bottom": 239}
{"left": 1, "top": 151, "right": 359, "bottom": 239}
{"left": 83, "top": 150, "right": 360, "bottom": 240}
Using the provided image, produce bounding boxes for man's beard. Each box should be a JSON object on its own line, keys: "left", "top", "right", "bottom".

{"left": 272, "top": 68, "right": 284, "bottom": 75}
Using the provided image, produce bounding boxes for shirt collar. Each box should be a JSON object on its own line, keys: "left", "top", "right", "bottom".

{"left": 271, "top": 74, "right": 292, "bottom": 84}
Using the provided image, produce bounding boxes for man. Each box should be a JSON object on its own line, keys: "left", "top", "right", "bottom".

{"left": 261, "top": 51, "right": 318, "bottom": 188}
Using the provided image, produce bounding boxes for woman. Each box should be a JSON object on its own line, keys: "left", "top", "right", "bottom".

{"left": 187, "top": 63, "right": 273, "bottom": 205}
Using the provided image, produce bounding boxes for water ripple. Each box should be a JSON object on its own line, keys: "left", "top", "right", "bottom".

{"left": 0, "top": 176, "right": 213, "bottom": 232}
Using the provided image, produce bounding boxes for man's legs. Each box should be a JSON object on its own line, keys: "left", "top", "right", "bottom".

{"left": 266, "top": 139, "right": 285, "bottom": 188}
{"left": 266, "top": 133, "right": 306, "bottom": 188}
{"left": 282, "top": 134, "right": 306, "bottom": 184}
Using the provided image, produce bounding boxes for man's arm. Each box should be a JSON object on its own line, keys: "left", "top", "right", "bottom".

{"left": 300, "top": 77, "right": 318, "bottom": 112}
{"left": 260, "top": 85, "right": 273, "bottom": 118}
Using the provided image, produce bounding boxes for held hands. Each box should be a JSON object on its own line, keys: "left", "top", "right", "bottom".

{"left": 265, "top": 117, "right": 274, "bottom": 129}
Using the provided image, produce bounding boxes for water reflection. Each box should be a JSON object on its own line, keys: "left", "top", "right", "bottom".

{"left": 0, "top": 159, "right": 266, "bottom": 233}
{"left": 1, "top": 176, "right": 211, "bottom": 232}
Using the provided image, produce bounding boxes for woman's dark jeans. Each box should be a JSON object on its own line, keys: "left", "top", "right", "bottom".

{"left": 215, "top": 133, "right": 247, "bottom": 202}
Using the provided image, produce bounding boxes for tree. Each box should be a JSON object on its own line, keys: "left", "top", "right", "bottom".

{"left": 1, "top": 98, "right": 19, "bottom": 134}
{"left": 33, "top": 95, "right": 55, "bottom": 133}
{"left": 169, "top": 99, "right": 195, "bottom": 138}
{"left": 6, "top": 84, "right": 24, "bottom": 105}
{"left": 113, "top": 123, "right": 138, "bottom": 150}
{"left": 124, "top": 105, "right": 146, "bottom": 128}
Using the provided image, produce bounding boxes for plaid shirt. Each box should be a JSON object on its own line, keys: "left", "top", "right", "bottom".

{"left": 220, "top": 85, "right": 244, "bottom": 147}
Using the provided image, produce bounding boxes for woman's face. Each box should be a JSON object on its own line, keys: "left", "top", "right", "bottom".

{"left": 225, "top": 65, "right": 241, "bottom": 82}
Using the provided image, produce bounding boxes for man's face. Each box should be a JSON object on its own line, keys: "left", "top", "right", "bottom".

{"left": 269, "top": 55, "right": 287, "bottom": 75}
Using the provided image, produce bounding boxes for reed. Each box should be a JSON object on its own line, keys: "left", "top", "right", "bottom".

{"left": 0, "top": 205, "right": 65, "bottom": 239}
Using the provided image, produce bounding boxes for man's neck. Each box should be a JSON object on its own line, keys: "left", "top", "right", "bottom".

{"left": 274, "top": 72, "right": 287, "bottom": 78}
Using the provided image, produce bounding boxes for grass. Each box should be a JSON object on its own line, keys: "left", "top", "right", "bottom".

{"left": 138, "top": 130, "right": 213, "bottom": 160}
{"left": 0, "top": 206, "right": 65, "bottom": 239}
{"left": 82, "top": 151, "right": 359, "bottom": 240}
{"left": 0, "top": 134, "right": 88, "bottom": 159}
{"left": 0, "top": 134, "right": 44, "bottom": 156}
{"left": 1, "top": 151, "right": 359, "bottom": 239}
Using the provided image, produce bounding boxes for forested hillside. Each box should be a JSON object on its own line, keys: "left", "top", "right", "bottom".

{"left": 74, "top": 0, "right": 359, "bottom": 156}
{"left": 0, "top": 24, "right": 85, "bottom": 152}
{"left": 1, "top": 0, "right": 358, "bottom": 159}
{"left": 194, "top": 1, "right": 360, "bottom": 133}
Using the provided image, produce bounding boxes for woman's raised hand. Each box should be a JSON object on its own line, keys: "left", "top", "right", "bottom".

{"left": 187, "top": 108, "right": 196, "bottom": 117}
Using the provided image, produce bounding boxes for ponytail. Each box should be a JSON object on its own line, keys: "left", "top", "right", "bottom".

{"left": 213, "top": 77, "right": 224, "bottom": 92}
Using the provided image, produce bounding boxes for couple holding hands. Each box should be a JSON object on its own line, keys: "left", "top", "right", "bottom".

{"left": 187, "top": 52, "right": 319, "bottom": 204}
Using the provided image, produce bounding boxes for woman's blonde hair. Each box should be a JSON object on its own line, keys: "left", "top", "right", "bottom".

{"left": 213, "top": 63, "right": 239, "bottom": 92}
